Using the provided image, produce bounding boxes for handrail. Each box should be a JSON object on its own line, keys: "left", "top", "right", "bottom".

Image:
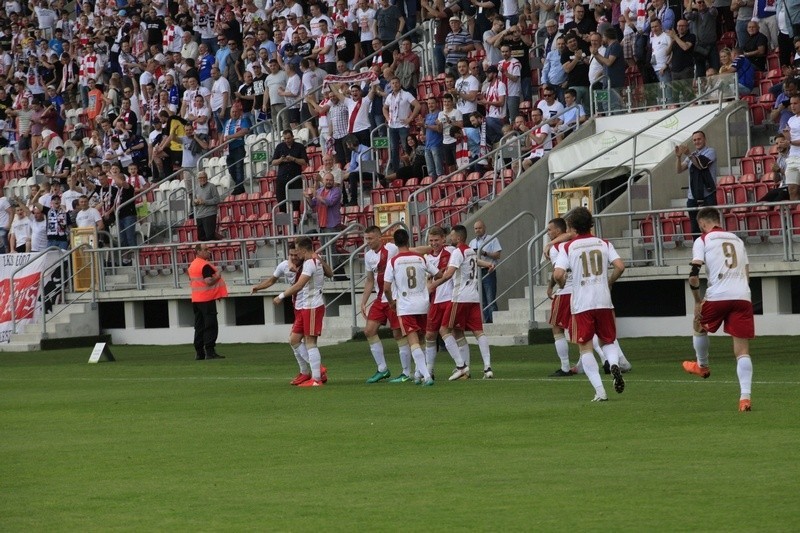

{"left": 314, "top": 222, "right": 365, "bottom": 267}
{"left": 9, "top": 247, "right": 66, "bottom": 334}
{"left": 526, "top": 226, "right": 556, "bottom": 327}
{"left": 39, "top": 243, "right": 96, "bottom": 335}
{"left": 270, "top": 173, "right": 306, "bottom": 236}
{"left": 475, "top": 211, "right": 538, "bottom": 321}
{"left": 271, "top": 25, "right": 425, "bottom": 158}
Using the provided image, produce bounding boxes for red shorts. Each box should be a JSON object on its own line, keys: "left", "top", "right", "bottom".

{"left": 426, "top": 301, "right": 448, "bottom": 332}
{"left": 700, "top": 299, "right": 755, "bottom": 339}
{"left": 399, "top": 314, "right": 427, "bottom": 336}
{"left": 442, "top": 301, "right": 483, "bottom": 332}
{"left": 570, "top": 308, "right": 616, "bottom": 345}
{"left": 549, "top": 293, "right": 571, "bottom": 330}
{"left": 292, "top": 305, "right": 325, "bottom": 337}
{"left": 367, "top": 299, "right": 400, "bottom": 330}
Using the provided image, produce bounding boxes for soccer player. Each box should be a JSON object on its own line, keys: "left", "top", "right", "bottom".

{"left": 429, "top": 225, "right": 495, "bottom": 381}
{"left": 423, "top": 226, "right": 454, "bottom": 379}
{"left": 545, "top": 217, "right": 576, "bottom": 377}
{"left": 253, "top": 246, "right": 331, "bottom": 385}
{"left": 383, "top": 229, "right": 439, "bottom": 386}
{"left": 553, "top": 207, "right": 626, "bottom": 402}
{"left": 360, "top": 225, "right": 413, "bottom": 383}
{"left": 682, "top": 207, "right": 754, "bottom": 412}
{"left": 272, "top": 237, "right": 328, "bottom": 387}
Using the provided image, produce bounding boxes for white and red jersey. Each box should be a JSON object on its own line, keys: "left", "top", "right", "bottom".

{"left": 498, "top": 58, "right": 521, "bottom": 97}
{"left": 482, "top": 78, "right": 507, "bottom": 120}
{"left": 554, "top": 234, "right": 620, "bottom": 314}
{"left": 448, "top": 243, "right": 480, "bottom": 304}
{"left": 80, "top": 53, "right": 98, "bottom": 85}
{"left": 364, "top": 242, "right": 398, "bottom": 303}
{"left": 548, "top": 242, "right": 573, "bottom": 295}
{"left": 385, "top": 251, "right": 438, "bottom": 316}
{"left": 295, "top": 256, "right": 326, "bottom": 310}
{"left": 692, "top": 228, "right": 751, "bottom": 302}
{"left": 530, "top": 123, "right": 552, "bottom": 158}
{"left": 317, "top": 33, "right": 336, "bottom": 64}
{"left": 273, "top": 259, "right": 299, "bottom": 286}
{"left": 425, "top": 245, "right": 454, "bottom": 304}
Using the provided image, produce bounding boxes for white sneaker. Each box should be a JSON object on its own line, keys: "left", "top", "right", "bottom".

{"left": 618, "top": 358, "right": 632, "bottom": 373}
{"left": 591, "top": 394, "right": 608, "bottom": 402}
{"left": 483, "top": 368, "right": 494, "bottom": 379}
{"left": 413, "top": 369, "right": 423, "bottom": 384}
{"left": 448, "top": 365, "right": 470, "bottom": 381}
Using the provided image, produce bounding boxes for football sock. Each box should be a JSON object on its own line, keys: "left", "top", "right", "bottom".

{"left": 443, "top": 334, "right": 465, "bottom": 366}
{"left": 476, "top": 334, "right": 491, "bottom": 370}
{"left": 592, "top": 335, "right": 607, "bottom": 363}
{"left": 397, "top": 339, "right": 411, "bottom": 376}
{"left": 425, "top": 339, "right": 437, "bottom": 374}
{"left": 368, "top": 335, "right": 387, "bottom": 372}
{"left": 291, "top": 343, "right": 310, "bottom": 374}
{"left": 411, "top": 344, "right": 431, "bottom": 380}
{"left": 581, "top": 352, "right": 606, "bottom": 396}
{"left": 737, "top": 355, "right": 752, "bottom": 399}
{"left": 693, "top": 333, "right": 710, "bottom": 368}
{"left": 298, "top": 341, "right": 309, "bottom": 362}
{"left": 457, "top": 336, "right": 470, "bottom": 367}
{"left": 602, "top": 339, "right": 620, "bottom": 367}
{"left": 616, "top": 341, "right": 631, "bottom": 368}
{"left": 307, "top": 346, "right": 322, "bottom": 381}
{"left": 554, "top": 333, "right": 570, "bottom": 372}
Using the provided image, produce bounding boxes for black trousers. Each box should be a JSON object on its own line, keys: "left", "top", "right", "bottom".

{"left": 197, "top": 214, "right": 217, "bottom": 241}
{"left": 193, "top": 300, "right": 218, "bottom": 355}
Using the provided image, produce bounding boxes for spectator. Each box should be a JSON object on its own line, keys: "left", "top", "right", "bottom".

{"left": 537, "top": 87, "right": 565, "bottom": 127}
{"left": 306, "top": 172, "right": 343, "bottom": 231}
{"left": 731, "top": 0, "right": 754, "bottom": 51}
{"left": 210, "top": 66, "right": 231, "bottom": 136}
{"left": 685, "top": 0, "right": 720, "bottom": 77}
{"left": 521, "top": 108, "right": 552, "bottom": 171}
{"left": 539, "top": 19, "right": 562, "bottom": 58}
{"left": 333, "top": 19, "right": 361, "bottom": 70}
{"left": 391, "top": 38, "right": 421, "bottom": 96}
{"left": 383, "top": 76, "right": 421, "bottom": 173}
{"left": 423, "top": 96, "right": 445, "bottom": 179}
{"left": 278, "top": 62, "right": 302, "bottom": 129}
{"left": 271, "top": 129, "right": 309, "bottom": 212}
{"left": 498, "top": 24, "right": 533, "bottom": 100}
{"left": 75, "top": 195, "right": 105, "bottom": 231}
{"left": 34, "top": 192, "right": 69, "bottom": 251}
{"left": 741, "top": 20, "right": 769, "bottom": 71}
{"left": 483, "top": 17, "right": 506, "bottom": 69}
{"left": 784, "top": 95, "right": 800, "bottom": 201}
{"left": 498, "top": 44, "right": 522, "bottom": 122}
{"left": 771, "top": 78, "right": 797, "bottom": 132}
{"left": 650, "top": 19, "right": 673, "bottom": 88}
{"left": 668, "top": 20, "right": 697, "bottom": 83}
{"left": 193, "top": 171, "right": 220, "bottom": 241}
{"left": 355, "top": 0, "right": 379, "bottom": 58}
{"left": 0, "top": 188, "right": 11, "bottom": 254}
{"left": 725, "top": 47, "right": 756, "bottom": 95}
{"left": 344, "top": 134, "right": 374, "bottom": 204}
{"left": 385, "top": 135, "right": 427, "bottom": 183}
{"left": 9, "top": 205, "right": 31, "bottom": 254}
{"left": 421, "top": 0, "right": 455, "bottom": 73}
{"left": 675, "top": 130, "right": 718, "bottom": 235}
{"left": 222, "top": 104, "right": 251, "bottom": 195}
{"left": 590, "top": 28, "right": 625, "bottom": 113}
{"left": 563, "top": 5, "right": 596, "bottom": 53}
{"left": 316, "top": 154, "right": 345, "bottom": 189}
{"left": 438, "top": 93, "right": 464, "bottom": 173}
{"left": 469, "top": 220, "right": 502, "bottom": 323}
{"left": 759, "top": 133, "right": 789, "bottom": 202}
{"left": 555, "top": 88, "right": 588, "bottom": 140}
{"left": 561, "top": 34, "right": 591, "bottom": 111}
{"left": 478, "top": 65, "right": 507, "bottom": 147}
{"left": 375, "top": 0, "right": 405, "bottom": 45}
{"left": 444, "top": 16, "right": 473, "bottom": 72}
{"left": 110, "top": 172, "right": 136, "bottom": 265}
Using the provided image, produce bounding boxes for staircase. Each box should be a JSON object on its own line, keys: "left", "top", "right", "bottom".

{"left": 0, "top": 301, "right": 100, "bottom": 352}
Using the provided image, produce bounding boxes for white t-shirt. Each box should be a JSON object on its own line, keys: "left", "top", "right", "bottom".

{"left": 61, "top": 189, "right": 83, "bottom": 211}
{"left": 0, "top": 197, "right": 10, "bottom": 228}
{"left": 548, "top": 242, "right": 573, "bottom": 295}
{"left": 273, "top": 259, "right": 298, "bottom": 286}
{"left": 285, "top": 74, "right": 302, "bottom": 109}
{"left": 589, "top": 45, "right": 607, "bottom": 84}
{"left": 448, "top": 244, "right": 480, "bottom": 303}
{"left": 310, "top": 15, "right": 334, "bottom": 37}
{"left": 211, "top": 77, "right": 231, "bottom": 112}
{"left": 788, "top": 115, "right": 800, "bottom": 157}
{"left": 296, "top": 256, "right": 325, "bottom": 309}
{"left": 650, "top": 32, "right": 672, "bottom": 71}
{"left": 11, "top": 215, "right": 31, "bottom": 247}
{"left": 438, "top": 109, "right": 463, "bottom": 144}
{"left": 76, "top": 207, "right": 103, "bottom": 228}
{"left": 385, "top": 251, "right": 438, "bottom": 316}
{"left": 554, "top": 234, "right": 621, "bottom": 314}
{"left": 482, "top": 79, "right": 507, "bottom": 120}
{"left": 692, "top": 228, "right": 751, "bottom": 302}
{"left": 537, "top": 99, "right": 565, "bottom": 121}
{"left": 344, "top": 95, "right": 372, "bottom": 132}
{"left": 355, "top": 8, "right": 376, "bottom": 41}
{"left": 529, "top": 123, "right": 553, "bottom": 158}
{"left": 498, "top": 58, "right": 521, "bottom": 97}
{"left": 425, "top": 246, "right": 455, "bottom": 304}
{"left": 384, "top": 89, "right": 416, "bottom": 129}
{"left": 30, "top": 217, "right": 47, "bottom": 252}
{"left": 455, "top": 75, "right": 480, "bottom": 116}
{"left": 364, "top": 242, "right": 399, "bottom": 303}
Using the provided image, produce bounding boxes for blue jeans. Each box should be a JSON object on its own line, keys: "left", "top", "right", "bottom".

{"left": 485, "top": 117, "right": 504, "bottom": 146}
{"left": 47, "top": 239, "right": 69, "bottom": 250}
{"left": 434, "top": 44, "right": 445, "bottom": 74}
{"left": 388, "top": 127, "right": 408, "bottom": 173}
{"left": 118, "top": 215, "right": 137, "bottom": 249}
{"left": 687, "top": 192, "right": 718, "bottom": 237}
{"left": 228, "top": 145, "right": 246, "bottom": 194}
{"left": 424, "top": 145, "right": 445, "bottom": 178}
{"left": 481, "top": 269, "right": 497, "bottom": 323}
{"left": 213, "top": 109, "right": 228, "bottom": 136}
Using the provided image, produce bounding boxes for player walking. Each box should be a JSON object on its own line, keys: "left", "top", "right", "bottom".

{"left": 272, "top": 237, "right": 328, "bottom": 387}
{"left": 383, "top": 229, "right": 439, "bottom": 386}
{"left": 682, "top": 207, "right": 754, "bottom": 412}
{"left": 553, "top": 208, "right": 626, "bottom": 402}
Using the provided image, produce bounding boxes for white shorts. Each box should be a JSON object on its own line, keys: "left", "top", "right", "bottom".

{"left": 783, "top": 156, "right": 800, "bottom": 186}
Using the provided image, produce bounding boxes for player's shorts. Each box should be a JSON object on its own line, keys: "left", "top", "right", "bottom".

{"left": 367, "top": 299, "right": 400, "bottom": 330}
{"left": 442, "top": 301, "right": 483, "bottom": 332}
{"left": 292, "top": 304, "right": 325, "bottom": 337}
{"left": 426, "top": 301, "right": 448, "bottom": 332}
{"left": 570, "top": 308, "right": 616, "bottom": 345}
{"left": 549, "top": 293, "right": 571, "bottom": 330}
{"left": 699, "top": 299, "right": 755, "bottom": 339}
{"left": 399, "top": 314, "right": 427, "bottom": 336}
{"left": 784, "top": 156, "right": 800, "bottom": 185}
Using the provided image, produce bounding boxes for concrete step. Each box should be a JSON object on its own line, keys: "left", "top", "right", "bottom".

{"left": 0, "top": 341, "right": 41, "bottom": 352}
{"left": 482, "top": 322, "right": 529, "bottom": 337}
{"left": 473, "top": 335, "right": 528, "bottom": 346}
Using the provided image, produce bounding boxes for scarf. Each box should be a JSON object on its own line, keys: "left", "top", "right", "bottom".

{"left": 456, "top": 138, "right": 470, "bottom": 169}
{"left": 478, "top": 122, "right": 489, "bottom": 165}
{"left": 163, "top": 25, "right": 176, "bottom": 51}
{"left": 322, "top": 70, "right": 377, "bottom": 87}
{"left": 636, "top": 0, "right": 647, "bottom": 31}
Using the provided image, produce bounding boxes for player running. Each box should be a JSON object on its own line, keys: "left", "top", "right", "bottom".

{"left": 682, "top": 207, "right": 754, "bottom": 412}
{"left": 383, "top": 229, "right": 440, "bottom": 386}
{"left": 272, "top": 237, "right": 328, "bottom": 387}
{"left": 553, "top": 207, "right": 626, "bottom": 402}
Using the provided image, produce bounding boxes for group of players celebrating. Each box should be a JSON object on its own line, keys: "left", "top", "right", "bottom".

{"left": 250, "top": 206, "right": 755, "bottom": 411}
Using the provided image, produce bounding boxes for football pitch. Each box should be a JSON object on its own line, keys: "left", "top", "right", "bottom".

{"left": 1, "top": 336, "right": 798, "bottom": 531}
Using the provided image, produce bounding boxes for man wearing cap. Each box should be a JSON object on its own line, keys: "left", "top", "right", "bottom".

{"left": 444, "top": 16, "right": 473, "bottom": 72}
{"left": 478, "top": 65, "right": 507, "bottom": 146}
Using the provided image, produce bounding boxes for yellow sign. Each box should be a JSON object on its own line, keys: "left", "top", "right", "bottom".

{"left": 552, "top": 187, "right": 593, "bottom": 219}
{"left": 70, "top": 227, "right": 99, "bottom": 292}
{"left": 373, "top": 202, "right": 409, "bottom": 243}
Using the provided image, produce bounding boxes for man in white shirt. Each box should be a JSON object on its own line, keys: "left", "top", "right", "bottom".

{"left": 383, "top": 228, "right": 439, "bottom": 386}
{"left": 650, "top": 18, "right": 672, "bottom": 101}
{"left": 75, "top": 195, "right": 105, "bottom": 230}
{"left": 453, "top": 58, "right": 480, "bottom": 124}
{"left": 498, "top": 45, "right": 522, "bottom": 124}
{"left": 383, "top": 77, "right": 420, "bottom": 173}
{"left": 536, "top": 88, "right": 565, "bottom": 127}
{"left": 469, "top": 219, "right": 502, "bottom": 324}
{"left": 478, "top": 65, "right": 507, "bottom": 146}
{"left": 210, "top": 66, "right": 231, "bottom": 134}
{"left": 522, "top": 108, "right": 553, "bottom": 171}
{"left": 782, "top": 95, "right": 800, "bottom": 201}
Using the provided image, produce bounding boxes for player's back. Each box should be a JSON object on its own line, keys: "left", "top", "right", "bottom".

{"left": 449, "top": 244, "right": 480, "bottom": 303}
{"left": 559, "top": 235, "right": 618, "bottom": 313}
{"left": 693, "top": 229, "right": 751, "bottom": 301}
{"left": 387, "top": 252, "right": 434, "bottom": 316}
{"left": 297, "top": 257, "right": 326, "bottom": 309}
{"left": 549, "top": 242, "right": 573, "bottom": 295}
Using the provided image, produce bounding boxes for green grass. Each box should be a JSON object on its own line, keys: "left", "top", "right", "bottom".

{"left": 1, "top": 337, "right": 799, "bottom": 531}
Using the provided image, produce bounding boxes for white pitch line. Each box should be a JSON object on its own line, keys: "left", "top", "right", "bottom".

{"left": 0, "top": 376, "right": 797, "bottom": 385}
